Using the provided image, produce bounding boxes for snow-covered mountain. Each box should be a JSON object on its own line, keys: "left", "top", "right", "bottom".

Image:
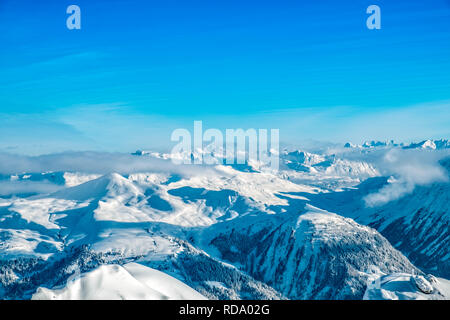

{"left": 32, "top": 262, "right": 206, "bottom": 300}
{"left": 0, "top": 142, "right": 449, "bottom": 300}
{"left": 303, "top": 158, "right": 450, "bottom": 278}
{"left": 200, "top": 205, "right": 417, "bottom": 299}
{"left": 403, "top": 139, "right": 450, "bottom": 150}
{"left": 280, "top": 150, "right": 379, "bottom": 180}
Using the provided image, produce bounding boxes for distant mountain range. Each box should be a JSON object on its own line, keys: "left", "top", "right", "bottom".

{"left": 344, "top": 139, "right": 450, "bottom": 150}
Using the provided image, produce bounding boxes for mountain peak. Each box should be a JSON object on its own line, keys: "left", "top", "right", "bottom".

{"left": 50, "top": 173, "right": 141, "bottom": 201}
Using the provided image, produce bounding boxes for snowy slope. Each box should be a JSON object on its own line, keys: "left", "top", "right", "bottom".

{"left": 32, "top": 262, "right": 206, "bottom": 300}
{"left": 364, "top": 181, "right": 450, "bottom": 277}
{"left": 302, "top": 168, "right": 450, "bottom": 278}
{"left": 364, "top": 273, "right": 450, "bottom": 300}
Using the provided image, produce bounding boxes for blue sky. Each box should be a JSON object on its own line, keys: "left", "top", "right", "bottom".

{"left": 0, "top": 0, "right": 449, "bottom": 154}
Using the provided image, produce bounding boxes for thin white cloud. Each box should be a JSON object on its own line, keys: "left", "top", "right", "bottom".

{"left": 362, "top": 148, "right": 450, "bottom": 206}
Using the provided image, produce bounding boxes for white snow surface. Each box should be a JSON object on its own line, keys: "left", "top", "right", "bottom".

{"left": 364, "top": 273, "right": 450, "bottom": 300}
{"left": 32, "top": 262, "right": 206, "bottom": 300}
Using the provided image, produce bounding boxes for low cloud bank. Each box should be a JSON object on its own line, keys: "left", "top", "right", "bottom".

{"left": 0, "top": 180, "right": 62, "bottom": 197}
{"left": 361, "top": 149, "right": 449, "bottom": 207}
{"left": 0, "top": 151, "right": 219, "bottom": 177}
